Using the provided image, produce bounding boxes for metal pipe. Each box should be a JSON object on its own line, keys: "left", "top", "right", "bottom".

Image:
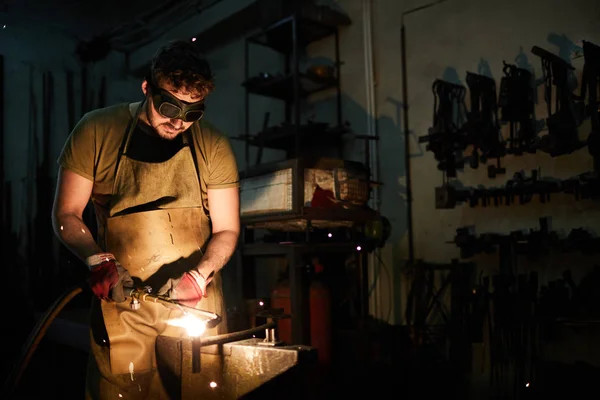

{"left": 400, "top": 0, "right": 449, "bottom": 325}
{"left": 400, "top": 0, "right": 449, "bottom": 267}
{"left": 244, "top": 36, "right": 250, "bottom": 170}
{"left": 0, "top": 55, "right": 4, "bottom": 254}
{"left": 363, "top": 0, "right": 383, "bottom": 319}
{"left": 400, "top": 22, "right": 414, "bottom": 266}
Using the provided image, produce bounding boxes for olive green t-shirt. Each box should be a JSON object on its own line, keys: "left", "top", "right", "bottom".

{"left": 57, "top": 102, "right": 239, "bottom": 236}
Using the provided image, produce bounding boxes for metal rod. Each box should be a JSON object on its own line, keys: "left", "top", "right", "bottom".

{"left": 335, "top": 27, "right": 342, "bottom": 128}
{"left": 400, "top": 23, "right": 414, "bottom": 265}
{"left": 292, "top": 14, "right": 300, "bottom": 159}
{"left": 399, "top": 0, "right": 450, "bottom": 269}
{"left": 200, "top": 322, "right": 276, "bottom": 346}
{"left": 244, "top": 36, "right": 250, "bottom": 170}
{"left": 192, "top": 337, "right": 201, "bottom": 373}
{"left": 0, "top": 55, "right": 4, "bottom": 254}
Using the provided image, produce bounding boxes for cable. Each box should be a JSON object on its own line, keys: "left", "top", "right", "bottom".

{"left": 2, "top": 280, "right": 271, "bottom": 397}
{"left": 3, "top": 284, "right": 85, "bottom": 398}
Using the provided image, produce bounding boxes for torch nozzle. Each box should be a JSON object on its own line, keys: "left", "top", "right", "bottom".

{"left": 124, "top": 286, "right": 222, "bottom": 329}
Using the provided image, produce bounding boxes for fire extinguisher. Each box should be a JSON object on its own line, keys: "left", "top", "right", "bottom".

{"left": 271, "top": 257, "right": 332, "bottom": 365}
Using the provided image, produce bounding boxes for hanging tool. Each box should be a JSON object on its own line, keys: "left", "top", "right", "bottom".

{"left": 419, "top": 79, "right": 469, "bottom": 178}
{"left": 498, "top": 61, "right": 539, "bottom": 155}
{"left": 432, "top": 166, "right": 599, "bottom": 209}
{"left": 452, "top": 217, "right": 600, "bottom": 261}
{"left": 463, "top": 72, "right": 506, "bottom": 177}
{"left": 575, "top": 40, "right": 600, "bottom": 171}
{"left": 531, "top": 45, "right": 586, "bottom": 156}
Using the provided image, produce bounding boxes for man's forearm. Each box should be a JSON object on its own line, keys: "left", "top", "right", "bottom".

{"left": 52, "top": 213, "right": 103, "bottom": 264}
{"left": 196, "top": 230, "right": 239, "bottom": 277}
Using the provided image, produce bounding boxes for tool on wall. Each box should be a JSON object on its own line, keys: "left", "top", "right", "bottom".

{"left": 575, "top": 40, "right": 600, "bottom": 172}
{"left": 463, "top": 72, "right": 506, "bottom": 178}
{"left": 419, "top": 79, "right": 469, "bottom": 178}
{"left": 452, "top": 217, "right": 600, "bottom": 259}
{"left": 498, "top": 61, "right": 539, "bottom": 155}
{"left": 452, "top": 219, "right": 545, "bottom": 398}
{"left": 531, "top": 45, "right": 586, "bottom": 156}
{"left": 488, "top": 269, "right": 539, "bottom": 398}
{"left": 404, "top": 259, "right": 475, "bottom": 366}
{"left": 434, "top": 167, "right": 600, "bottom": 209}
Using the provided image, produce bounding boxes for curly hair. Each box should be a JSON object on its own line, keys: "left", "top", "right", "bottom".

{"left": 150, "top": 39, "right": 215, "bottom": 99}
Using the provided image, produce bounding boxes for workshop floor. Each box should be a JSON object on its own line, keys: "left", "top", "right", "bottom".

{"left": 6, "top": 341, "right": 451, "bottom": 399}
{"left": 4, "top": 317, "right": 595, "bottom": 399}
{"left": 3, "top": 325, "right": 457, "bottom": 399}
{"left": 5, "top": 337, "right": 595, "bottom": 399}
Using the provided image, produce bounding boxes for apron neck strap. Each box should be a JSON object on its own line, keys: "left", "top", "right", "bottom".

{"left": 114, "top": 100, "right": 145, "bottom": 182}
{"left": 122, "top": 100, "right": 146, "bottom": 154}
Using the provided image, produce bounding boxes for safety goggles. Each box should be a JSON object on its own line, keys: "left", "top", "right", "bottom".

{"left": 147, "top": 77, "right": 205, "bottom": 122}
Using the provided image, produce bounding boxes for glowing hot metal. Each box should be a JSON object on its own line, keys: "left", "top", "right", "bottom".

{"left": 167, "top": 314, "right": 207, "bottom": 337}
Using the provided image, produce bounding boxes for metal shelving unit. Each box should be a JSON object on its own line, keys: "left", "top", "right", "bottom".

{"left": 238, "top": 11, "right": 376, "bottom": 347}
{"left": 242, "top": 14, "right": 344, "bottom": 166}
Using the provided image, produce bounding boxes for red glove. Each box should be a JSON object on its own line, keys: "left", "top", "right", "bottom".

{"left": 87, "top": 253, "right": 133, "bottom": 302}
{"left": 172, "top": 270, "right": 210, "bottom": 308}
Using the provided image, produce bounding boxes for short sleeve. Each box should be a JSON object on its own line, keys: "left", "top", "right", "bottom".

{"left": 207, "top": 135, "right": 240, "bottom": 189}
{"left": 57, "top": 114, "right": 95, "bottom": 181}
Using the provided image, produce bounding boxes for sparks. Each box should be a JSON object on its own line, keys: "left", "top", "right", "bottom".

{"left": 129, "top": 362, "right": 135, "bottom": 381}
{"left": 167, "top": 315, "right": 207, "bottom": 337}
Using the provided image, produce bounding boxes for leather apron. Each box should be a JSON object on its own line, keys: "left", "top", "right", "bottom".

{"left": 86, "top": 102, "right": 226, "bottom": 400}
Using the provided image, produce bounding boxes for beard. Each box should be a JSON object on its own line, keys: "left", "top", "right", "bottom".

{"left": 145, "top": 102, "right": 184, "bottom": 141}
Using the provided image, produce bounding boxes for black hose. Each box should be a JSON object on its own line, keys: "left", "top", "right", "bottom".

{"left": 3, "top": 282, "right": 277, "bottom": 397}
{"left": 3, "top": 284, "right": 85, "bottom": 398}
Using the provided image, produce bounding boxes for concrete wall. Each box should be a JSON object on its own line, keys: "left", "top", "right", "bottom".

{"left": 310, "top": 0, "right": 600, "bottom": 327}
{"left": 1, "top": 18, "right": 81, "bottom": 245}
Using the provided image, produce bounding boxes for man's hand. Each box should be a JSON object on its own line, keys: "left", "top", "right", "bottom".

{"left": 87, "top": 253, "right": 133, "bottom": 302}
{"left": 171, "top": 270, "right": 212, "bottom": 308}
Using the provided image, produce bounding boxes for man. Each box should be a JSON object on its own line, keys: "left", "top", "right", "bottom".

{"left": 51, "top": 39, "right": 240, "bottom": 399}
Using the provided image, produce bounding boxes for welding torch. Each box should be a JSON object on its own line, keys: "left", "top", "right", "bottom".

{"left": 124, "top": 286, "right": 222, "bottom": 329}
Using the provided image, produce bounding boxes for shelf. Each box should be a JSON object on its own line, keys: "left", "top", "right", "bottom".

{"left": 242, "top": 206, "right": 379, "bottom": 231}
{"left": 248, "top": 15, "right": 337, "bottom": 54}
{"left": 240, "top": 123, "right": 349, "bottom": 152}
{"left": 242, "top": 241, "right": 366, "bottom": 256}
{"left": 243, "top": 73, "right": 337, "bottom": 101}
